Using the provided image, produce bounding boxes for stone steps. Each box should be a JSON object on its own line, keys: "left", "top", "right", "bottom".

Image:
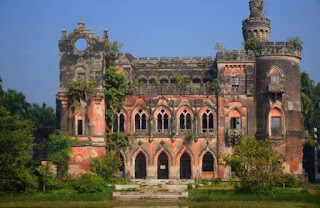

{"left": 112, "top": 191, "right": 188, "bottom": 201}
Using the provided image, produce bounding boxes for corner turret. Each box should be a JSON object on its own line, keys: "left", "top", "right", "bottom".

{"left": 242, "top": 0, "right": 271, "bottom": 42}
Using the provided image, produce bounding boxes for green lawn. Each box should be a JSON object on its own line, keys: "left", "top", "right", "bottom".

{"left": 0, "top": 185, "right": 319, "bottom": 208}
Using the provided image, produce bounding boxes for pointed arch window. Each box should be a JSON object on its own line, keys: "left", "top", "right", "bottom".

{"left": 230, "top": 109, "right": 241, "bottom": 129}
{"left": 75, "top": 114, "right": 85, "bottom": 136}
{"left": 135, "top": 109, "right": 147, "bottom": 131}
{"left": 202, "top": 109, "right": 214, "bottom": 133}
{"left": 202, "top": 152, "right": 214, "bottom": 172}
{"left": 269, "top": 108, "right": 282, "bottom": 137}
{"left": 113, "top": 110, "right": 125, "bottom": 133}
{"left": 270, "top": 68, "right": 280, "bottom": 84}
{"left": 157, "top": 109, "right": 169, "bottom": 133}
{"left": 180, "top": 109, "right": 192, "bottom": 131}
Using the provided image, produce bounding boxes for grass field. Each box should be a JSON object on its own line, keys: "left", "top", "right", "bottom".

{"left": 0, "top": 184, "right": 319, "bottom": 208}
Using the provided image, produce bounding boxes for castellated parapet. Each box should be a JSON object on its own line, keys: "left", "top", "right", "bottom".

{"left": 256, "top": 41, "right": 302, "bottom": 58}
{"left": 216, "top": 50, "right": 255, "bottom": 62}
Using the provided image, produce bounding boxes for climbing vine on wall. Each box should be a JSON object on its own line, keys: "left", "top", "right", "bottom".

{"left": 68, "top": 78, "right": 96, "bottom": 108}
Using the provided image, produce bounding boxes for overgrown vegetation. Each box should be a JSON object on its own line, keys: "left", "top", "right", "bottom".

{"left": 221, "top": 135, "right": 285, "bottom": 195}
{"left": 68, "top": 78, "right": 96, "bottom": 108}
{"left": 72, "top": 172, "right": 109, "bottom": 194}
{"left": 243, "top": 37, "right": 258, "bottom": 51}
{"left": 214, "top": 42, "right": 226, "bottom": 52}
{"left": 287, "top": 36, "right": 304, "bottom": 45}
{"left": 90, "top": 151, "right": 122, "bottom": 181}
{"left": 206, "top": 78, "right": 221, "bottom": 94}
{"left": 171, "top": 72, "right": 192, "bottom": 95}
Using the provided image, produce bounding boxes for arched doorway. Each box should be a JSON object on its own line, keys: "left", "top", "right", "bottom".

{"left": 135, "top": 153, "right": 146, "bottom": 179}
{"left": 119, "top": 154, "right": 125, "bottom": 177}
{"left": 157, "top": 152, "right": 169, "bottom": 179}
{"left": 180, "top": 152, "right": 191, "bottom": 179}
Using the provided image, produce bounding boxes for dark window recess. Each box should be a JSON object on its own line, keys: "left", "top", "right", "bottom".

{"left": 202, "top": 109, "right": 214, "bottom": 133}
{"left": 231, "top": 76, "right": 240, "bottom": 93}
{"left": 180, "top": 114, "right": 185, "bottom": 129}
{"left": 135, "top": 153, "right": 146, "bottom": 179}
{"left": 135, "top": 110, "right": 147, "bottom": 130}
{"left": 119, "top": 114, "right": 125, "bottom": 132}
{"left": 77, "top": 120, "right": 83, "bottom": 135}
{"left": 202, "top": 152, "right": 214, "bottom": 172}
{"left": 157, "top": 114, "right": 162, "bottom": 130}
{"left": 180, "top": 152, "right": 191, "bottom": 179}
{"left": 271, "top": 116, "right": 281, "bottom": 137}
{"left": 186, "top": 114, "right": 191, "bottom": 129}
{"left": 113, "top": 116, "right": 118, "bottom": 132}
{"left": 164, "top": 114, "right": 169, "bottom": 129}
{"left": 231, "top": 117, "right": 241, "bottom": 129}
{"left": 135, "top": 114, "right": 140, "bottom": 129}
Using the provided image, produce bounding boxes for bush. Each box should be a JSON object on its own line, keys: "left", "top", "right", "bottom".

{"left": 212, "top": 178, "right": 222, "bottom": 185}
{"left": 90, "top": 151, "right": 121, "bottom": 181}
{"left": 73, "top": 172, "right": 108, "bottom": 194}
{"left": 284, "top": 174, "right": 303, "bottom": 188}
{"left": 198, "top": 178, "right": 209, "bottom": 186}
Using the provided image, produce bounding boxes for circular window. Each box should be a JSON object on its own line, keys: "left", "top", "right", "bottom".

{"left": 75, "top": 38, "right": 88, "bottom": 51}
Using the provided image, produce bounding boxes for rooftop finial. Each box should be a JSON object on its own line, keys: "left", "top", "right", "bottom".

{"left": 78, "top": 20, "right": 85, "bottom": 30}
{"left": 249, "top": 0, "right": 264, "bottom": 18}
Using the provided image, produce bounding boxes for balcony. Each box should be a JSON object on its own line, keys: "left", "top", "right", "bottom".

{"left": 227, "top": 129, "right": 243, "bottom": 146}
{"left": 268, "top": 84, "right": 284, "bottom": 93}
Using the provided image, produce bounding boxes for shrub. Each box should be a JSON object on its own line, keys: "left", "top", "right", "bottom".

{"left": 284, "top": 174, "right": 303, "bottom": 188}
{"left": 198, "top": 178, "right": 209, "bottom": 186}
{"left": 212, "top": 178, "right": 222, "bottom": 185}
{"left": 73, "top": 172, "right": 108, "bottom": 194}
{"left": 222, "top": 136, "right": 285, "bottom": 195}
{"left": 90, "top": 151, "right": 121, "bottom": 181}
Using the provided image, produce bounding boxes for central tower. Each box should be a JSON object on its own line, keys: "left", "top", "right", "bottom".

{"left": 242, "top": 0, "right": 271, "bottom": 42}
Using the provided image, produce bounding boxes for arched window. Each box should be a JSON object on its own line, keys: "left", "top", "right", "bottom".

{"left": 113, "top": 110, "right": 125, "bottom": 133}
{"left": 230, "top": 109, "right": 241, "bottom": 129}
{"left": 202, "top": 152, "right": 214, "bottom": 172}
{"left": 179, "top": 109, "right": 192, "bottom": 131}
{"left": 157, "top": 109, "right": 169, "bottom": 133}
{"left": 75, "top": 114, "right": 84, "bottom": 136}
{"left": 138, "top": 78, "right": 147, "bottom": 85}
{"left": 135, "top": 109, "right": 147, "bottom": 131}
{"left": 202, "top": 109, "right": 214, "bottom": 133}
{"left": 160, "top": 79, "right": 168, "bottom": 84}
{"left": 270, "top": 68, "right": 280, "bottom": 84}
{"left": 269, "top": 108, "right": 282, "bottom": 137}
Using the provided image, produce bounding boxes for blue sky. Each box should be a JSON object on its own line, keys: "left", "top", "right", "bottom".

{"left": 0, "top": 0, "right": 319, "bottom": 108}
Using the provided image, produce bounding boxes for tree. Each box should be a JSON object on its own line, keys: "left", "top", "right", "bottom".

{"left": 1, "top": 89, "right": 31, "bottom": 120}
{"left": 90, "top": 151, "right": 121, "bottom": 181}
{"left": 214, "top": 42, "right": 226, "bottom": 52}
{"left": 0, "top": 76, "right": 4, "bottom": 103}
{"left": 0, "top": 107, "right": 37, "bottom": 192}
{"left": 243, "top": 38, "right": 258, "bottom": 51}
{"left": 28, "top": 103, "right": 56, "bottom": 138}
{"left": 222, "top": 135, "right": 284, "bottom": 194}
{"left": 206, "top": 78, "right": 221, "bottom": 94}
{"left": 106, "top": 41, "right": 124, "bottom": 68}
{"left": 46, "top": 130, "right": 74, "bottom": 180}
{"left": 287, "top": 36, "right": 303, "bottom": 46}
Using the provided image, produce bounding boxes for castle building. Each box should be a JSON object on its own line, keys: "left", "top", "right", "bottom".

{"left": 57, "top": 0, "right": 305, "bottom": 180}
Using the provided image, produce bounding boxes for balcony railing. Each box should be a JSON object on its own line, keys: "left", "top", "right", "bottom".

{"left": 268, "top": 84, "right": 284, "bottom": 93}
{"left": 227, "top": 129, "right": 243, "bottom": 146}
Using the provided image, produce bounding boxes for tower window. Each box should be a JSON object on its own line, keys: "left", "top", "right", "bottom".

{"left": 77, "top": 120, "right": 83, "bottom": 135}
{"left": 231, "top": 76, "right": 239, "bottom": 93}
{"left": 271, "top": 116, "right": 281, "bottom": 137}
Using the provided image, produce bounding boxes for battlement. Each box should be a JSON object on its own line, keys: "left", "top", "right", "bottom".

{"left": 256, "top": 41, "right": 302, "bottom": 58}
{"left": 125, "top": 56, "right": 215, "bottom": 69}
{"left": 216, "top": 50, "right": 255, "bottom": 62}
